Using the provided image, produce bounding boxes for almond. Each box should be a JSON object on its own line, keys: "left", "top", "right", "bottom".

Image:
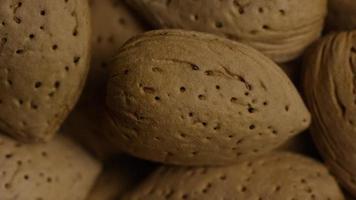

{"left": 303, "top": 31, "right": 356, "bottom": 197}
{"left": 0, "top": 134, "right": 101, "bottom": 200}
{"left": 124, "top": 153, "right": 344, "bottom": 200}
{"left": 127, "top": 0, "right": 327, "bottom": 63}
{"left": 0, "top": 0, "right": 91, "bottom": 142}
{"left": 105, "top": 29, "right": 311, "bottom": 165}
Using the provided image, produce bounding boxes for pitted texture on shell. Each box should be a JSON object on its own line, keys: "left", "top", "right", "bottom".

{"left": 0, "top": 0, "right": 91, "bottom": 142}
{"left": 123, "top": 153, "right": 344, "bottom": 200}
{"left": 327, "top": 0, "right": 356, "bottom": 31}
{"left": 63, "top": 0, "right": 144, "bottom": 159}
{"left": 303, "top": 31, "right": 356, "bottom": 197}
{"left": 106, "top": 30, "right": 311, "bottom": 165}
{"left": 126, "top": 0, "right": 327, "bottom": 63}
{"left": 0, "top": 134, "right": 101, "bottom": 200}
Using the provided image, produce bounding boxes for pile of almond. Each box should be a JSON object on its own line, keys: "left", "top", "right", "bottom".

{"left": 0, "top": 0, "right": 355, "bottom": 199}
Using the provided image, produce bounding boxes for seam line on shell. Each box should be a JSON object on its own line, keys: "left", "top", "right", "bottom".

{"left": 332, "top": 77, "right": 346, "bottom": 118}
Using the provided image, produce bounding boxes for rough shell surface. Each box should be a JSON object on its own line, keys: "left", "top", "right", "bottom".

{"left": 126, "top": 0, "right": 327, "bottom": 63}
{"left": 123, "top": 153, "right": 344, "bottom": 200}
{"left": 63, "top": 0, "right": 145, "bottom": 159}
{"left": 0, "top": 134, "right": 101, "bottom": 200}
{"left": 303, "top": 31, "right": 356, "bottom": 197}
{"left": 0, "top": 0, "right": 91, "bottom": 142}
{"left": 327, "top": 0, "right": 356, "bottom": 31}
{"left": 106, "top": 29, "right": 311, "bottom": 165}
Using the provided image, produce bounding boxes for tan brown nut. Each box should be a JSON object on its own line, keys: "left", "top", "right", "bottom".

{"left": 303, "top": 31, "right": 356, "bottom": 198}
{"left": 0, "top": 0, "right": 91, "bottom": 142}
{"left": 0, "top": 134, "right": 101, "bottom": 200}
{"left": 105, "top": 29, "right": 311, "bottom": 166}
{"left": 124, "top": 153, "right": 344, "bottom": 200}
{"left": 126, "top": 0, "right": 327, "bottom": 63}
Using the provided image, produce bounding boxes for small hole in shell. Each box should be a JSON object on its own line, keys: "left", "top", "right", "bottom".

{"left": 180, "top": 87, "right": 186, "bottom": 92}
